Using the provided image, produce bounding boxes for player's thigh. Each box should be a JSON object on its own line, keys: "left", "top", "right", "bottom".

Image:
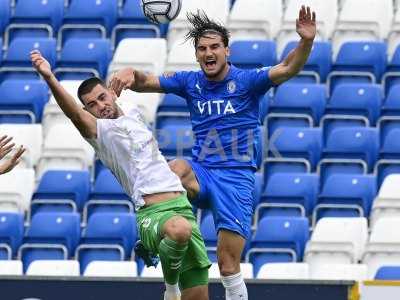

{"left": 217, "top": 229, "right": 246, "bottom": 275}
{"left": 168, "top": 159, "right": 200, "bottom": 198}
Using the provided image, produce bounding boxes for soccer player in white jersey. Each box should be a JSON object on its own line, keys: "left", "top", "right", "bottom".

{"left": 31, "top": 50, "right": 211, "bottom": 300}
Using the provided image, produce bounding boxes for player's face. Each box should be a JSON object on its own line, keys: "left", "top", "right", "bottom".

{"left": 195, "top": 34, "right": 230, "bottom": 80}
{"left": 81, "top": 84, "right": 120, "bottom": 119}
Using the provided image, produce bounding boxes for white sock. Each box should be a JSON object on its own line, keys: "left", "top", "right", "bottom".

{"left": 164, "top": 283, "right": 181, "bottom": 300}
{"left": 221, "top": 272, "right": 248, "bottom": 300}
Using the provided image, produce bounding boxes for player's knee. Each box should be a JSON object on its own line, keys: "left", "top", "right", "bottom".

{"left": 164, "top": 216, "right": 192, "bottom": 244}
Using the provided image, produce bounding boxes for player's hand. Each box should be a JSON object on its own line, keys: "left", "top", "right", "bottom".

{"left": 0, "top": 144, "right": 26, "bottom": 175}
{"left": 108, "top": 68, "right": 136, "bottom": 97}
{"left": 296, "top": 6, "right": 316, "bottom": 41}
{"left": 0, "top": 135, "right": 15, "bottom": 160}
{"left": 30, "top": 50, "right": 53, "bottom": 79}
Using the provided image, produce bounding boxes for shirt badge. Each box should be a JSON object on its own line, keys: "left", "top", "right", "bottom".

{"left": 227, "top": 80, "right": 236, "bottom": 94}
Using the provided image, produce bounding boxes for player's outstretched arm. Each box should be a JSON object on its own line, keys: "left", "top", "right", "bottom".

{"left": 108, "top": 67, "right": 163, "bottom": 96}
{"left": 269, "top": 5, "right": 316, "bottom": 85}
{"left": 0, "top": 135, "right": 26, "bottom": 175}
{"left": 31, "top": 50, "right": 97, "bottom": 139}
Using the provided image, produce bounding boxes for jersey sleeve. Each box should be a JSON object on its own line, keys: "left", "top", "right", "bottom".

{"left": 158, "top": 71, "right": 189, "bottom": 98}
{"left": 246, "top": 67, "right": 275, "bottom": 97}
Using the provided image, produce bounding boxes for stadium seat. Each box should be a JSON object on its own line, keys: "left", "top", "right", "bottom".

{"left": 258, "top": 173, "right": 319, "bottom": 218}
{"left": 332, "top": 0, "right": 392, "bottom": 56}
{"left": 309, "top": 263, "right": 368, "bottom": 281}
{"left": 200, "top": 213, "right": 217, "bottom": 262}
{"left": 0, "top": 79, "right": 49, "bottom": 124}
{"left": 0, "top": 260, "right": 23, "bottom": 275}
{"left": 265, "top": 113, "right": 313, "bottom": 140}
{"left": 326, "top": 84, "right": 383, "bottom": 125}
{"left": 370, "top": 174, "right": 400, "bottom": 229}
{"left": 84, "top": 169, "right": 132, "bottom": 224}
{"left": 269, "top": 84, "right": 326, "bottom": 124}
{"left": 383, "top": 46, "right": 400, "bottom": 95}
{"left": 266, "top": 127, "right": 322, "bottom": 169}
{"left": 227, "top": 0, "right": 282, "bottom": 40}
{"left": 382, "top": 85, "right": 400, "bottom": 116}
{"left": 31, "top": 170, "right": 91, "bottom": 217}
{"left": 313, "top": 174, "right": 377, "bottom": 224}
{"left": 0, "top": 168, "right": 35, "bottom": 213}
{"left": 83, "top": 261, "right": 137, "bottom": 277}
{"left": 56, "top": 38, "right": 112, "bottom": 80}
{"left": 327, "top": 42, "right": 387, "bottom": 94}
{"left": 262, "top": 158, "right": 311, "bottom": 184}
{"left": 76, "top": 212, "right": 137, "bottom": 273}
{"left": 36, "top": 123, "right": 95, "bottom": 180}
{"left": 0, "top": 212, "right": 24, "bottom": 259}
{"left": 140, "top": 264, "right": 163, "bottom": 278}
{"left": 0, "top": 0, "right": 10, "bottom": 35}
{"left": 164, "top": 40, "right": 199, "bottom": 72}
{"left": 321, "top": 127, "right": 379, "bottom": 172}
{"left": 18, "top": 212, "right": 81, "bottom": 272}
{"left": 230, "top": 40, "right": 277, "bottom": 69}
{"left": 378, "top": 116, "right": 400, "bottom": 160}
{"left": 7, "top": 0, "right": 64, "bottom": 43}
{"left": 375, "top": 266, "right": 400, "bottom": 280}
{"left": 256, "top": 262, "right": 309, "bottom": 280}
{"left": 0, "top": 124, "right": 42, "bottom": 168}
{"left": 363, "top": 217, "right": 400, "bottom": 278}
{"left": 26, "top": 260, "right": 80, "bottom": 276}
{"left": 280, "top": 41, "right": 332, "bottom": 83}
{"left": 304, "top": 217, "right": 368, "bottom": 265}
{"left": 109, "top": 38, "right": 166, "bottom": 75}
{"left": 246, "top": 216, "right": 309, "bottom": 276}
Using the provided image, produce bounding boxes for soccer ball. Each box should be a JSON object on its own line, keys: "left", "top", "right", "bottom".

{"left": 141, "top": 0, "right": 182, "bottom": 24}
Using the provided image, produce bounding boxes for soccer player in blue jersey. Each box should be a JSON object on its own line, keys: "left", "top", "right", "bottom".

{"left": 109, "top": 6, "right": 316, "bottom": 299}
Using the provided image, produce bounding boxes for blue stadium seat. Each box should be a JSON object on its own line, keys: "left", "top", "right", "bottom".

{"left": 328, "top": 42, "right": 387, "bottom": 93}
{"left": 230, "top": 40, "right": 277, "bottom": 69}
{"left": 157, "top": 94, "right": 188, "bottom": 115}
{"left": 246, "top": 216, "right": 309, "bottom": 276}
{"left": 32, "top": 170, "right": 91, "bottom": 215}
{"left": 0, "top": 212, "right": 24, "bottom": 259}
{"left": 380, "top": 123, "right": 400, "bottom": 160}
{"left": 258, "top": 173, "right": 319, "bottom": 218}
{"left": 314, "top": 174, "right": 377, "bottom": 223}
{"left": 281, "top": 41, "right": 332, "bottom": 83}
{"left": 253, "top": 171, "right": 263, "bottom": 210}
{"left": 19, "top": 212, "right": 81, "bottom": 272}
{"left": 76, "top": 212, "right": 136, "bottom": 273}
{"left": 84, "top": 169, "right": 132, "bottom": 222}
{"left": 0, "top": 79, "right": 49, "bottom": 123}
{"left": 267, "top": 127, "right": 322, "bottom": 170}
{"left": 322, "top": 127, "right": 379, "bottom": 171}
{"left": 63, "top": 0, "right": 118, "bottom": 36}
{"left": 7, "top": 0, "right": 64, "bottom": 42}
{"left": 263, "top": 158, "right": 311, "bottom": 184}
{"left": 199, "top": 213, "right": 217, "bottom": 262}
{"left": 383, "top": 45, "right": 400, "bottom": 95}
{"left": 326, "top": 84, "right": 382, "bottom": 125}
{"left": 266, "top": 113, "right": 313, "bottom": 139}
{"left": 375, "top": 266, "right": 400, "bottom": 280}
{"left": 0, "top": 0, "right": 10, "bottom": 35}
{"left": 56, "top": 38, "right": 112, "bottom": 80}
{"left": 269, "top": 84, "right": 326, "bottom": 124}
{"left": 382, "top": 85, "right": 400, "bottom": 116}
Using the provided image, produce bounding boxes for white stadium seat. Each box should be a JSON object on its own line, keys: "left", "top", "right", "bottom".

{"left": 108, "top": 38, "right": 167, "bottom": 75}
{"left": 165, "top": 40, "right": 199, "bottom": 72}
{"left": 309, "top": 263, "right": 368, "bottom": 281}
{"left": 83, "top": 261, "right": 137, "bottom": 277}
{"left": 256, "top": 263, "right": 309, "bottom": 280}
{"left": 140, "top": 264, "right": 163, "bottom": 278}
{"left": 0, "top": 124, "right": 42, "bottom": 168}
{"left": 0, "top": 260, "right": 23, "bottom": 275}
{"left": 370, "top": 174, "right": 400, "bottom": 229}
{"left": 304, "top": 217, "right": 368, "bottom": 265}
{"left": 26, "top": 260, "right": 80, "bottom": 276}
{"left": 36, "top": 123, "right": 94, "bottom": 180}
{"left": 227, "top": 0, "right": 283, "bottom": 41}
{"left": 363, "top": 217, "right": 400, "bottom": 279}
{"left": 0, "top": 168, "right": 35, "bottom": 212}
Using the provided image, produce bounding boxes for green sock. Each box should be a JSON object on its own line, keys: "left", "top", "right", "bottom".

{"left": 159, "top": 237, "right": 188, "bottom": 285}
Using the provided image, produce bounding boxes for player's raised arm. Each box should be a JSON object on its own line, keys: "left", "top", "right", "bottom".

{"left": 108, "top": 67, "right": 164, "bottom": 96}
{"left": 269, "top": 5, "right": 316, "bottom": 85}
{"left": 31, "top": 50, "right": 97, "bottom": 139}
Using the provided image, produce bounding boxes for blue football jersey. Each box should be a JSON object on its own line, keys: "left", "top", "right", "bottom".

{"left": 159, "top": 64, "right": 274, "bottom": 168}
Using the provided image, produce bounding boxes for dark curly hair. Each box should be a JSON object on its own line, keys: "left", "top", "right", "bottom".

{"left": 185, "top": 10, "right": 230, "bottom": 48}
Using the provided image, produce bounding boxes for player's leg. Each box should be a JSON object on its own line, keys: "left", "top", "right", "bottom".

{"left": 218, "top": 230, "right": 247, "bottom": 300}
{"left": 168, "top": 159, "right": 200, "bottom": 200}
{"left": 180, "top": 267, "right": 209, "bottom": 300}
